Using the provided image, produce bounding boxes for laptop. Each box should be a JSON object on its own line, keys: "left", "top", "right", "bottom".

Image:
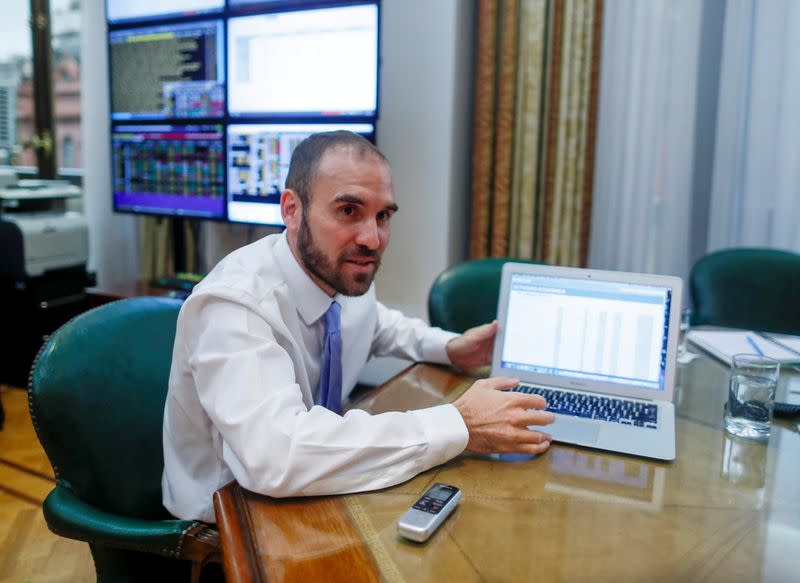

{"left": 491, "top": 263, "right": 682, "bottom": 461}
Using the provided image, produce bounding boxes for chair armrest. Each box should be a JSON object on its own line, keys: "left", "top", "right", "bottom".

{"left": 43, "top": 484, "right": 217, "bottom": 560}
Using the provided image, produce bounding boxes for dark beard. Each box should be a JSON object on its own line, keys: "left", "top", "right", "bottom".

{"left": 296, "top": 213, "right": 381, "bottom": 296}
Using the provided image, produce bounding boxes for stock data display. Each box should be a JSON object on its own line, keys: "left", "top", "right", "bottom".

{"left": 106, "top": 0, "right": 224, "bottom": 24}
{"left": 107, "top": 1, "right": 381, "bottom": 225}
{"left": 226, "top": 123, "right": 374, "bottom": 225}
{"left": 227, "top": 4, "right": 378, "bottom": 118}
{"left": 228, "top": 126, "right": 307, "bottom": 204}
{"left": 112, "top": 125, "right": 225, "bottom": 219}
{"left": 109, "top": 20, "right": 225, "bottom": 120}
{"left": 500, "top": 274, "right": 671, "bottom": 390}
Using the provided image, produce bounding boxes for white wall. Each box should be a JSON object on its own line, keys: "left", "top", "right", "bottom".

{"left": 373, "top": 0, "right": 474, "bottom": 318}
{"left": 81, "top": 0, "right": 474, "bottom": 318}
{"left": 81, "top": 0, "right": 139, "bottom": 286}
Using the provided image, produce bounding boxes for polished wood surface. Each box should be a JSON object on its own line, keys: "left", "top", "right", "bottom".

{"left": 215, "top": 485, "right": 380, "bottom": 583}
{"left": 0, "top": 384, "right": 218, "bottom": 582}
{"left": 0, "top": 387, "right": 94, "bottom": 581}
{"left": 216, "top": 353, "right": 800, "bottom": 583}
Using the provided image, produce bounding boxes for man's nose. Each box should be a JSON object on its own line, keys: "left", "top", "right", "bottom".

{"left": 355, "top": 219, "right": 381, "bottom": 250}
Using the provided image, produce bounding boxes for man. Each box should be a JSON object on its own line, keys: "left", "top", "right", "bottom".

{"left": 162, "top": 131, "right": 554, "bottom": 523}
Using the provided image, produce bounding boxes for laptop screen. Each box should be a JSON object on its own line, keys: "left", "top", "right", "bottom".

{"left": 500, "top": 273, "right": 673, "bottom": 392}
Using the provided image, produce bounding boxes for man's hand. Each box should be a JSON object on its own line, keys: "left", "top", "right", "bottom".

{"left": 446, "top": 321, "right": 498, "bottom": 371}
{"left": 453, "top": 377, "right": 554, "bottom": 455}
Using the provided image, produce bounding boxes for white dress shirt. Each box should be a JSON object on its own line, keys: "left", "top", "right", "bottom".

{"left": 162, "top": 232, "right": 468, "bottom": 522}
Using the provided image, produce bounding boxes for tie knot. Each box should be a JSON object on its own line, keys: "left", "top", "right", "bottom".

{"left": 324, "top": 301, "right": 341, "bottom": 334}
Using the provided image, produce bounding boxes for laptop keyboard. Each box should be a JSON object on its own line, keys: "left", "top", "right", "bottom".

{"left": 510, "top": 384, "right": 659, "bottom": 429}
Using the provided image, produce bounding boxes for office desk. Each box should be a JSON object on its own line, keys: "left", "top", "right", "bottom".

{"left": 214, "top": 356, "right": 800, "bottom": 583}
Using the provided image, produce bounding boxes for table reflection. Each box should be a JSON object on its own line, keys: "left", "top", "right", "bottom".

{"left": 544, "top": 448, "right": 665, "bottom": 509}
{"left": 720, "top": 431, "right": 768, "bottom": 490}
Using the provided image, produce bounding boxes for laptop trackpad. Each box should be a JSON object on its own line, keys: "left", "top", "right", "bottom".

{"left": 540, "top": 417, "right": 601, "bottom": 445}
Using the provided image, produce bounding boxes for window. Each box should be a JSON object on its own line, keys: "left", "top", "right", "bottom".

{"left": 0, "top": 2, "right": 34, "bottom": 168}
{"left": 51, "top": 0, "right": 82, "bottom": 173}
{"left": 0, "top": 0, "right": 82, "bottom": 179}
{"left": 61, "top": 134, "right": 74, "bottom": 168}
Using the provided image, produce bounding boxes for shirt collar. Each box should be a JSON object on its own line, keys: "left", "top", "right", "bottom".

{"left": 275, "top": 231, "right": 337, "bottom": 326}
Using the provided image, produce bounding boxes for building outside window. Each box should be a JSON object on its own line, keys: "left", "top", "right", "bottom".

{"left": 0, "top": 3, "right": 33, "bottom": 168}
{"left": 0, "top": 0, "right": 82, "bottom": 177}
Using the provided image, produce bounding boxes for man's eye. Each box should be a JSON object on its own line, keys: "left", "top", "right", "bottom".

{"left": 377, "top": 211, "right": 391, "bottom": 222}
{"left": 342, "top": 206, "right": 356, "bottom": 216}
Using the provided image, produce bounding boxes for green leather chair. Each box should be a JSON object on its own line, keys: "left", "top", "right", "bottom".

{"left": 28, "top": 297, "right": 220, "bottom": 583}
{"left": 689, "top": 248, "right": 800, "bottom": 335}
{"left": 428, "top": 257, "right": 542, "bottom": 333}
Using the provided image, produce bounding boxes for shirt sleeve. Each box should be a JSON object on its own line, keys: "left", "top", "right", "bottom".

{"left": 184, "top": 293, "right": 468, "bottom": 498}
{"left": 371, "top": 301, "right": 459, "bottom": 364}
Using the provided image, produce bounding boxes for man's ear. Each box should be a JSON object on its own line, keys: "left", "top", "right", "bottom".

{"left": 281, "top": 189, "right": 302, "bottom": 231}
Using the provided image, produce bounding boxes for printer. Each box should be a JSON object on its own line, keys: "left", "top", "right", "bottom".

{"left": 0, "top": 169, "right": 91, "bottom": 387}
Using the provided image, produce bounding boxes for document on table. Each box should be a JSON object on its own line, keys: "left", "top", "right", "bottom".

{"left": 687, "top": 329, "right": 800, "bottom": 365}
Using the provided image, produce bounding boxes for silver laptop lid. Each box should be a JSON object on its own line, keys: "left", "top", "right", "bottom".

{"left": 491, "top": 263, "right": 683, "bottom": 403}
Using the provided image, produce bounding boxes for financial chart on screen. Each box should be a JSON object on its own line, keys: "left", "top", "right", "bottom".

{"left": 227, "top": 122, "right": 375, "bottom": 225}
{"left": 226, "top": 0, "right": 285, "bottom": 8}
{"left": 501, "top": 274, "right": 672, "bottom": 391}
{"left": 106, "top": 1, "right": 381, "bottom": 224}
{"left": 106, "top": 0, "right": 224, "bottom": 24}
{"left": 112, "top": 124, "right": 226, "bottom": 218}
{"left": 227, "top": 4, "right": 378, "bottom": 117}
{"left": 110, "top": 20, "right": 225, "bottom": 120}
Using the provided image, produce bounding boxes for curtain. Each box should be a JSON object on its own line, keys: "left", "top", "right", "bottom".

{"left": 588, "top": 0, "right": 703, "bottom": 279}
{"left": 707, "top": 0, "right": 800, "bottom": 253}
{"left": 590, "top": 0, "right": 799, "bottom": 288}
{"left": 138, "top": 217, "right": 198, "bottom": 279}
{"left": 470, "top": 0, "right": 603, "bottom": 266}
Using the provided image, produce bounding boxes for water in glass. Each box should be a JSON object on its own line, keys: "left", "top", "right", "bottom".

{"left": 724, "top": 373, "right": 775, "bottom": 441}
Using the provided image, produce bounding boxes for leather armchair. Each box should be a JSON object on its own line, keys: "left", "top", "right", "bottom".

{"left": 28, "top": 297, "right": 220, "bottom": 582}
{"left": 689, "top": 248, "right": 800, "bottom": 335}
{"left": 428, "top": 257, "right": 542, "bottom": 333}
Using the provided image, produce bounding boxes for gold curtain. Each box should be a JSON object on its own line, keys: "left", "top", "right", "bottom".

{"left": 138, "top": 216, "right": 198, "bottom": 279}
{"left": 470, "top": 0, "right": 603, "bottom": 266}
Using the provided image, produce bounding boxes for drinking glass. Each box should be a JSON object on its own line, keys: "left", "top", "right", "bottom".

{"left": 677, "top": 308, "right": 693, "bottom": 363}
{"left": 724, "top": 354, "right": 780, "bottom": 441}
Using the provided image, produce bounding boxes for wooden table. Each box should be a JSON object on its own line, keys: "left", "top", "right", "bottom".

{"left": 214, "top": 354, "right": 800, "bottom": 583}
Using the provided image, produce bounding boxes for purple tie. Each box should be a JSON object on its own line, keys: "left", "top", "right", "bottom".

{"left": 317, "top": 301, "right": 342, "bottom": 414}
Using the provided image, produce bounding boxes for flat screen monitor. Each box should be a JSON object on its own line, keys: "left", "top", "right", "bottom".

{"left": 112, "top": 124, "right": 226, "bottom": 219}
{"left": 227, "top": 122, "right": 376, "bottom": 225}
{"left": 106, "top": 0, "right": 224, "bottom": 25}
{"left": 109, "top": 20, "right": 225, "bottom": 120}
{"left": 227, "top": 0, "right": 290, "bottom": 9}
{"left": 227, "top": 4, "right": 379, "bottom": 118}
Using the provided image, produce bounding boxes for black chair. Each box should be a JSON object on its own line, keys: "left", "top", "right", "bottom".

{"left": 689, "top": 248, "right": 800, "bottom": 334}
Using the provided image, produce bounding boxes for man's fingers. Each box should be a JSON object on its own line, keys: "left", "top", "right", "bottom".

{"left": 475, "top": 320, "right": 497, "bottom": 334}
{"left": 511, "top": 427, "right": 552, "bottom": 443}
{"left": 467, "top": 321, "right": 498, "bottom": 340}
{"left": 516, "top": 409, "right": 556, "bottom": 427}
{"left": 482, "top": 377, "right": 521, "bottom": 391}
{"left": 511, "top": 393, "right": 548, "bottom": 410}
{"left": 498, "top": 429, "right": 552, "bottom": 453}
{"left": 479, "top": 378, "right": 550, "bottom": 409}
{"left": 518, "top": 440, "right": 552, "bottom": 455}
{"left": 459, "top": 374, "right": 557, "bottom": 455}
